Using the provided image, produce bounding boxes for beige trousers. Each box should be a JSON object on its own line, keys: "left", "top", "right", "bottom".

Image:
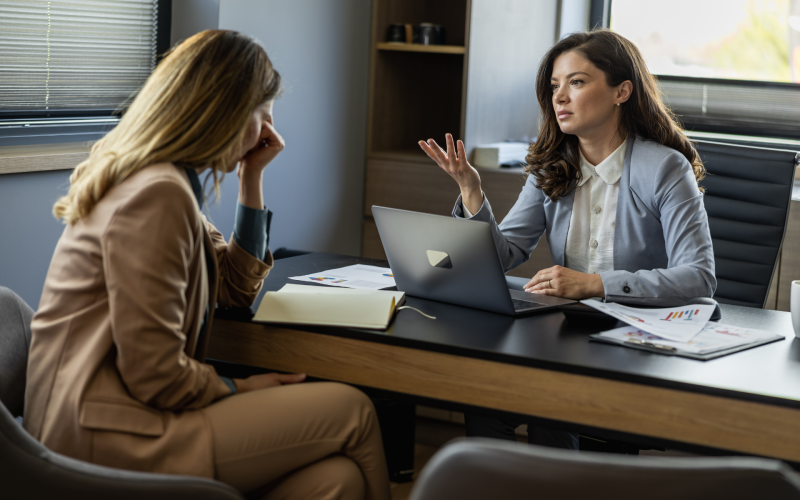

{"left": 203, "top": 382, "right": 391, "bottom": 500}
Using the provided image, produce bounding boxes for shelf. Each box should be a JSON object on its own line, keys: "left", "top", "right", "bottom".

{"left": 377, "top": 42, "right": 465, "bottom": 54}
{"left": 0, "top": 142, "right": 90, "bottom": 175}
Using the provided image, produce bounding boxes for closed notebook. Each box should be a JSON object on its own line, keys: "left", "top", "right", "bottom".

{"left": 253, "top": 284, "right": 406, "bottom": 330}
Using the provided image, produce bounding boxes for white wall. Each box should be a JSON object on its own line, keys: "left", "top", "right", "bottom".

{"left": 559, "top": 0, "right": 590, "bottom": 39}
{"left": 171, "top": 0, "right": 219, "bottom": 46}
{"left": 212, "top": 0, "right": 372, "bottom": 256}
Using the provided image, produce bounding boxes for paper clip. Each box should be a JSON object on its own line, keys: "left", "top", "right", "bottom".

{"left": 625, "top": 338, "right": 677, "bottom": 353}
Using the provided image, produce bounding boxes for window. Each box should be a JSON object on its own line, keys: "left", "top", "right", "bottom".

{"left": 0, "top": 0, "right": 171, "bottom": 146}
{"left": 607, "top": 0, "right": 800, "bottom": 138}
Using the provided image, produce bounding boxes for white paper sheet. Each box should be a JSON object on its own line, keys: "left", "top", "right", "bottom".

{"left": 580, "top": 299, "right": 717, "bottom": 342}
{"left": 289, "top": 264, "right": 396, "bottom": 290}
{"left": 596, "top": 323, "right": 781, "bottom": 354}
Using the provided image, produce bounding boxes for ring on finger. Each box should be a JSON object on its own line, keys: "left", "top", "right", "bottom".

{"left": 547, "top": 279, "right": 552, "bottom": 289}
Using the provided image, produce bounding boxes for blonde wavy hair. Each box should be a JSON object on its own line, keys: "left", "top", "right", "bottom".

{"left": 54, "top": 30, "right": 281, "bottom": 224}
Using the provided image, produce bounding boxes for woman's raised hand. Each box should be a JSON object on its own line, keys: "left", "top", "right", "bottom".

{"left": 419, "top": 133, "right": 484, "bottom": 214}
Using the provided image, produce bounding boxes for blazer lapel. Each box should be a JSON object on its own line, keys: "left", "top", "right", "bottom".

{"left": 549, "top": 189, "right": 576, "bottom": 267}
{"left": 194, "top": 227, "right": 218, "bottom": 363}
{"left": 612, "top": 135, "right": 636, "bottom": 270}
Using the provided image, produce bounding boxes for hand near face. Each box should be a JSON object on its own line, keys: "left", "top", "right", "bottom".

{"left": 238, "top": 117, "right": 285, "bottom": 178}
{"left": 235, "top": 101, "right": 281, "bottom": 210}
{"left": 524, "top": 265, "right": 605, "bottom": 300}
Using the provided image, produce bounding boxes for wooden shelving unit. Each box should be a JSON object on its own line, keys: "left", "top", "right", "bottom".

{"left": 376, "top": 42, "right": 465, "bottom": 54}
{"left": 362, "top": 0, "right": 558, "bottom": 279}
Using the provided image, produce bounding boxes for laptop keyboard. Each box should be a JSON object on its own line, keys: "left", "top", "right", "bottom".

{"left": 512, "top": 298, "right": 546, "bottom": 310}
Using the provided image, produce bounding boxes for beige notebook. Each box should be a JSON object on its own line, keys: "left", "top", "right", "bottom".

{"left": 253, "top": 284, "right": 406, "bottom": 330}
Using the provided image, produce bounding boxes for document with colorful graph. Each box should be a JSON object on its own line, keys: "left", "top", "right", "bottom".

{"left": 580, "top": 299, "right": 717, "bottom": 342}
{"left": 289, "top": 264, "right": 396, "bottom": 290}
{"left": 593, "top": 323, "right": 783, "bottom": 355}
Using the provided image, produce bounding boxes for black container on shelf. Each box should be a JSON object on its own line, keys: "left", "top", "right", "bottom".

{"left": 386, "top": 23, "right": 406, "bottom": 42}
{"left": 412, "top": 23, "right": 446, "bottom": 45}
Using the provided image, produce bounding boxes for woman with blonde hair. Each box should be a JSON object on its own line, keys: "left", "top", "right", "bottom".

{"left": 25, "top": 30, "right": 390, "bottom": 500}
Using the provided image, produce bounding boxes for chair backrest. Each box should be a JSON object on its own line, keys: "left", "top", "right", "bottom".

{"left": 0, "top": 286, "right": 34, "bottom": 417}
{"left": 410, "top": 439, "right": 800, "bottom": 500}
{"left": 694, "top": 140, "right": 798, "bottom": 308}
{"left": 0, "top": 286, "right": 244, "bottom": 499}
{"left": 0, "top": 402, "right": 244, "bottom": 500}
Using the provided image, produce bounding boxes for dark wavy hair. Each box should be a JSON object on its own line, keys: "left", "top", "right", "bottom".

{"left": 525, "top": 29, "right": 704, "bottom": 201}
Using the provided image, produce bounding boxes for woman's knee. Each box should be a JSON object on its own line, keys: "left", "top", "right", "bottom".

{"left": 318, "top": 383, "right": 376, "bottom": 418}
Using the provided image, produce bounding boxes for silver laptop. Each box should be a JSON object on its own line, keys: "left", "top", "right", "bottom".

{"left": 372, "top": 206, "right": 575, "bottom": 316}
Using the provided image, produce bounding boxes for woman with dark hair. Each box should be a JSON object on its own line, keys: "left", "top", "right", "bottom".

{"left": 26, "top": 30, "right": 390, "bottom": 499}
{"left": 419, "top": 30, "right": 716, "bottom": 447}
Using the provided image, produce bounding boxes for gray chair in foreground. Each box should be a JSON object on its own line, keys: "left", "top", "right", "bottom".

{"left": 695, "top": 140, "right": 798, "bottom": 308}
{"left": 410, "top": 439, "right": 800, "bottom": 500}
{"left": 0, "top": 286, "right": 244, "bottom": 500}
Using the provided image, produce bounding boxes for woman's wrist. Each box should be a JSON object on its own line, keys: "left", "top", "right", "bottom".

{"left": 591, "top": 274, "right": 606, "bottom": 298}
{"left": 237, "top": 167, "right": 264, "bottom": 210}
{"left": 461, "top": 187, "right": 483, "bottom": 215}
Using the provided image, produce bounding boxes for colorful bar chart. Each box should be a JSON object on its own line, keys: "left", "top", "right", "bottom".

{"left": 661, "top": 309, "right": 700, "bottom": 321}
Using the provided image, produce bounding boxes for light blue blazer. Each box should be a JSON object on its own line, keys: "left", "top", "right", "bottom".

{"left": 453, "top": 135, "right": 717, "bottom": 306}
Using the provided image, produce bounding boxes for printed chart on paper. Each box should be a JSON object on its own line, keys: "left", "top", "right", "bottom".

{"left": 290, "top": 264, "right": 396, "bottom": 290}
{"left": 580, "top": 300, "right": 717, "bottom": 342}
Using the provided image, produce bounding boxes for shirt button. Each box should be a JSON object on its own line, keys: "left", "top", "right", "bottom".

{"left": 623, "top": 285, "right": 631, "bottom": 293}
{"left": 592, "top": 205, "right": 602, "bottom": 214}
{"left": 590, "top": 239, "right": 598, "bottom": 249}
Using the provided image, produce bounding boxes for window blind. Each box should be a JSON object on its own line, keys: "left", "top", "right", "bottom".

{"left": 0, "top": 0, "right": 158, "bottom": 115}
{"left": 659, "top": 78, "right": 800, "bottom": 137}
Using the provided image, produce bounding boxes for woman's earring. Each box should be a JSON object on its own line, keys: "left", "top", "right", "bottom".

{"left": 616, "top": 103, "right": 621, "bottom": 106}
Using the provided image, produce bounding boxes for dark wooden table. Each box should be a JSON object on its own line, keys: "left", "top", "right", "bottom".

{"left": 209, "top": 253, "right": 800, "bottom": 463}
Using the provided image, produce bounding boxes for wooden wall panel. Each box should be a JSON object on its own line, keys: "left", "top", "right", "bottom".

{"left": 361, "top": 158, "right": 553, "bottom": 279}
{"left": 364, "top": 158, "right": 460, "bottom": 216}
{"left": 368, "top": 0, "right": 468, "bottom": 154}
{"left": 362, "top": 218, "right": 385, "bottom": 260}
{"left": 364, "top": 157, "right": 533, "bottom": 220}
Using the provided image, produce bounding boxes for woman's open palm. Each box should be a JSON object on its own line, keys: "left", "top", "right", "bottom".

{"left": 419, "top": 133, "right": 481, "bottom": 194}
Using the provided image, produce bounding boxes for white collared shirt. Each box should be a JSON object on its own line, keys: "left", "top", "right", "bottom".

{"left": 461, "top": 141, "right": 625, "bottom": 275}
{"left": 564, "top": 141, "right": 626, "bottom": 274}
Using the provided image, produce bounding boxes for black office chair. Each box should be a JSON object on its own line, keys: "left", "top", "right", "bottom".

{"left": 410, "top": 439, "right": 800, "bottom": 500}
{"left": 694, "top": 140, "right": 799, "bottom": 308}
{"left": 581, "top": 141, "right": 799, "bottom": 453}
{"left": 0, "top": 287, "right": 244, "bottom": 500}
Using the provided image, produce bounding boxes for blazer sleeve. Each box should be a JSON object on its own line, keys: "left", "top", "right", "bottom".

{"left": 452, "top": 175, "right": 547, "bottom": 271}
{"left": 600, "top": 151, "right": 717, "bottom": 305}
{"left": 204, "top": 217, "right": 272, "bottom": 308}
{"left": 103, "top": 177, "right": 231, "bottom": 410}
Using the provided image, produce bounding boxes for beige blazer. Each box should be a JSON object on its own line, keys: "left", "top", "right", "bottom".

{"left": 24, "top": 163, "right": 272, "bottom": 477}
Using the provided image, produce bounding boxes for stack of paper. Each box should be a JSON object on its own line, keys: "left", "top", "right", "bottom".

{"left": 581, "top": 299, "right": 783, "bottom": 358}
{"left": 253, "top": 284, "right": 405, "bottom": 330}
{"left": 596, "top": 323, "right": 780, "bottom": 355}
{"left": 289, "top": 264, "right": 396, "bottom": 290}
{"left": 580, "top": 300, "right": 715, "bottom": 342}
